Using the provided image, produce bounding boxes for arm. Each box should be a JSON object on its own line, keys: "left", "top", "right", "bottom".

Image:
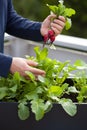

{"left": 6, "top": 0, "right": 43, "bottom": 41}
{"left": 0, "top": 53, "right": 12, "bottom": 77}
{"left": 0, "top": 54, "right": 45, "bottom": 78}
{"left": 6, "top": 0, "right": 65, "bottom": 42}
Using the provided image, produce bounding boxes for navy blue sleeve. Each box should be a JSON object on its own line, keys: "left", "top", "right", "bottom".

{"left": 0, "top": 53, "right": 12, "bottom": 77}
{"left": 6, "top": 0, "right": 43, "bottom": 42}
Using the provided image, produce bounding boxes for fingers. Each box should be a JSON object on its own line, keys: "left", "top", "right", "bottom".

{"left": 47, "top": 14, "right": 65, "bottom": 23}
{"left": 47, "top": 14, "right": 57, "bottom": 21}
{"left": 10, "top": 58, "right": 46, "bottom": 79}
{"left": 25, "top": 67, "right": 46, "bottom": 80}
{"left": 51, "top": 20, "right": 64, "bottom": 35}
{"left": 28, "top": 66, "right": 46, "bottom": 77}
{"left": 58, "top": 16, "right": 66, "bottom": 22}
{"left": 50, "top": 16, "right": 65, "bottom": 36}
{"left": 25, "top": 60, "right": 46, "bottom": 77}
{"left": 53, "top": 17, "right": 65, "bottom": 27}
{"left": 41, "top": 14, "right": 65, "bottom": 37}
{"left": 26, "top": 59, "right": 38, "bottom": 66}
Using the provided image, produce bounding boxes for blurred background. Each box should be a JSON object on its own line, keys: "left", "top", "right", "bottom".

{"left": 13, "top": 0, "right": 87, "bottom": 39}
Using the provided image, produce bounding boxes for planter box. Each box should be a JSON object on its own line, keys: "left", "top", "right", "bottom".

{"left": 0, "top": 79, "right": 87, "bottom": 130}
{"left": 3, "top": 35, "right": 87, "bottom": 130}
{"left": 0, "top": 102, "right": 87, "bottom": 130}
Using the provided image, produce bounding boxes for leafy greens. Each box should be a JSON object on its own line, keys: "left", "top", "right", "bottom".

{"left": 0, "top": 46, "right": 87, "bottom": 121}
{"left": 47, "top": 0, "right": 76, "bottom": 30}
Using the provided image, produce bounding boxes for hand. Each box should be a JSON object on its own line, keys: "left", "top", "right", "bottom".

{"left": 10, "top": 57, "right": 45, "bottom": 78}
{"left": 40, "top": 14, "right": 65, "bottom": 37}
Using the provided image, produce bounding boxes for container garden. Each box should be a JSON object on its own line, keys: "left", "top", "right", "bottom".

{"left": 0, "top": 46, "right": 87, "bottom": 130}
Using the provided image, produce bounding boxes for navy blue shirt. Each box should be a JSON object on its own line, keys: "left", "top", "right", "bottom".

{"left": 0, "top": 0, "right": 43, "bottom": 77}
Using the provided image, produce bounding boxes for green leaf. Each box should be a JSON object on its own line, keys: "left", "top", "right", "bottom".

{"left": 46, "top": 1, "right": 76, "bottom": 30}
{"left": 46, "top": 4, "right": 58, "bottom": 15}
{"left": 74, "top": 60, "right": 87, "bottom": 66}
{"left": 31, "top": 99, "right": 45, "bottom": 121}
{"left": 25, "top": 71, "right": 35, "bottom": 82}
{"left": 77, "top": 86, "right": 87, "bottom": 103}
{"left": 48, "top": 86, "right": 63, "bottom": 97}
{"left": 38, "top": 75, "right": 45, "bottom": 83}
{"left": 44, "top": 100, "right": 53, "bottom": 113}
{"left": 59, "top": 98, "right": 77, "bottom": 116}
{"left": 9, "top": 85, "right": 18, "bottom": 93}
{"left": 58, "top": 3, "right": 65, "bottom": 16}
{"left": 0, "top": 87, "right": 7, "bottom": 99}
{"left": 67, "top": 86, "right": 79, "bottom": 93}
{"left": 40, "top": 47, "right": 48, "bottom": 60}
{"left": 74, "top": 60, "right": 87, "bottom": 69}
{"left": 34, "top": 47, "right": 48, "bottom": 61}
{"left": 65, "top": 8, "right": 76, "bottom": 17}
{"left": 38, "top": 75, "right": 50, "bottom": 86}
{"left": 25, "top": 92, "right": 38, "bottom": 101}
{"left": 34, "top": 46, "right": 40, "bottom": 60}
{"left": 18, "top": 103, "right": 30, "bottom": 120}
{"left": 65, "top": 18, "right": 72, "bottom": 30}
{"left": 13, "top": 72, "right": 21, "bottom": 83}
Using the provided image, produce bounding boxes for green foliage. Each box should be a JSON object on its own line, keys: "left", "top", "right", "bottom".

{"left": 31, "top": 99, "right": 45, "bottom": 120}
{"left": 18, "top": 100, "right": 30, "bottom": 120}
{"left": 59, "top": 98, "right": 77, "bottom": 116}
{"left": 0, "top": 46, "right": 87, "bottom": 121}
{"left": 13, "top": 0, "right": 87, "bottom": 38}
{"left": 73, "top": 72, "right": 87, "bottom": 103}
{"left": 47, "top": 0, "right": 76, "bottom": 30}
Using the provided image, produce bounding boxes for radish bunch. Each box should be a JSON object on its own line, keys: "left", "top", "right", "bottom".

{"left": 43, "top": 29, "right": 55, "bottom": 45}
{"left": 43, "top": 0, "right": 76, "bottom": 48}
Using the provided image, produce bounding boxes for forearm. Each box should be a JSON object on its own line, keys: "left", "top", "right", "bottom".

{"left": 0, "top": 53, "right": 12, "bottom": 77}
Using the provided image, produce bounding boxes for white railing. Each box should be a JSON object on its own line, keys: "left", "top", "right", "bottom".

{"left": 55, "top": 34, "right": 87, "bottom": 52}
{"left": 4, "top": 33, "right": 87, "bottom": 51}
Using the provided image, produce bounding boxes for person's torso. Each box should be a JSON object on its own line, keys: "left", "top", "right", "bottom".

{"left": 0, "top": 0, "right": 8, "bottom": 52}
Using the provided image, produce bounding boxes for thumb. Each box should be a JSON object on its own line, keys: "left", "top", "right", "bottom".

{"left": 47, "top": 14, "right": 57, "bottom": 21}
